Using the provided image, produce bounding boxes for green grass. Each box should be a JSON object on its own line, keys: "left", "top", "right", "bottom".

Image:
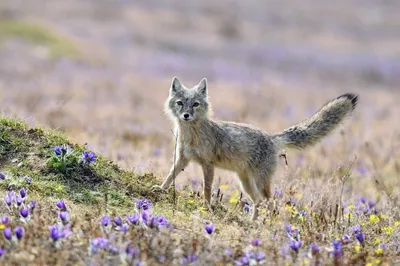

{"left": 0, "top": 116, "right": 165, "bottom": 212}
{"left": 0, "top": 20, "right": 78, "bottom": 58}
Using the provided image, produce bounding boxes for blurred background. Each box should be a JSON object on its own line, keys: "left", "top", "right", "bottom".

{"left": 1, "top": 0, "right": 399, "bottom": 199}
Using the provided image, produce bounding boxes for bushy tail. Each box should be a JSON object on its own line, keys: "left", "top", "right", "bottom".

{"left": 274, "top": 93, "right": 358, "bottom": 149}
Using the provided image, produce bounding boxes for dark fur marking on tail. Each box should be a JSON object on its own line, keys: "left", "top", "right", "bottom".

{"left": 337, "top": 93, "right": 359, "bottom": 110}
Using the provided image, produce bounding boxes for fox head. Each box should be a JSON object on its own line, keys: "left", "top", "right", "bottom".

{"left": 165, "top": 77, "right": 210, "bottom": 123}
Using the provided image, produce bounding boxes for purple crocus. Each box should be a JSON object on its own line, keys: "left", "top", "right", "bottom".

{"left": 1, "top": 217, "right": 9, "bottom": 224}
{"left": 121, "top": 223, "right": 130, "bottom": 232}
{"left": 290, "top": 240, "right": 302, "bottom": 253}
{"left": 16, "top": 195, "right": 24, "bottom": 206}
{"left": 15, "top": 226, "right": 24, "bottom": 240}
{"left": 350, "top": 224, "right": 361, "bottom": 234}
{"left": 310, "top": 243, "right": 320, "bottom": 255}
{"left": 19, "top": 188, "right": 27, "bottom": 198}
{"left": 3, "top": 228, "right": 12, "bottom": 240}
{"left": 114, "top": 217, "right": 122, "bottom": 227}
{"left": 19, "top": 208, "right": 30, "bottom": 218}
{"left": 82, "top": 151, "right": 97, "bottom": 165}
{"left": 0, "top": 173, "right": 6, "bottom": 180}
{"left": 59, "top": 212, "right": 70, "bottom": 224}
{"left": 331, "top": 240, "right": 342, "bottom": 258}
{"left": 0, "top": 248, "right": 5, "bottom": 256}
{"left": 341, "top": 234, "right": 351, "bottom": 245}
{"left": 29, "top": 200, "right": 38, "bottom": 209}
{"left": 204, "top": 224, "right": 215, "bottom": 235}
{"left": 56, "top": 200, "right": 67, "bottom": 211}
{"left": 355, "top": 232, "right": 365, "bottom": 247}
{"left": 53, "top": 146, "right": 62, "bottom": 156}
{"left": 256, "top": 252, "right": 266, "bottom": 261}
{"left": 100, "top": 216, "right": 111, "bottom": 227}
{"left": 244, "top": 203, "right": 250, "bottom": 214}
{"left": 49, "top": 225, "right": 64, "bottom": 241}
{"left": 251, "top": 238, "right": 262, "bottom": 246}
{"left": 135, "top": 199, "right": 151, "bottom": 211}
{"left": 127, "top": 214, "right": 140, "bottom": 225}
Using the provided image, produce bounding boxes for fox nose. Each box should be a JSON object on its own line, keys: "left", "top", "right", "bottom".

{"left": 183, "top": 113, "right": 189, "bottom": 119}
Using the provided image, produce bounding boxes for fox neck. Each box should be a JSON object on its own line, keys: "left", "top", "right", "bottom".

{"left": 175, "top": 117, "right": 209, "bottom": 146}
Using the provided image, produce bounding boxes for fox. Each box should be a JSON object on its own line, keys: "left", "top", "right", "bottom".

{"left": 154, "top": 77, "right": 358, "bottom": 220}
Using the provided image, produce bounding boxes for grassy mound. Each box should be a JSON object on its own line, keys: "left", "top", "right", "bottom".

{"left": 0, "top": 116, "right": 161, "bottom": 209}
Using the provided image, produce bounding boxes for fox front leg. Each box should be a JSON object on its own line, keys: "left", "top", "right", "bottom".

{"left": 155, "top": 155, "right": 189, "bottom": 190}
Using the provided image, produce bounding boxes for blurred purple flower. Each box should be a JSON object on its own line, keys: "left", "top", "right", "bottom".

{"left": 100, "top": 216, "right": 111, "bottom": 227}
{"left": 367, "top": 200, "right": 375, "bottom": 209}
{"left": 290, "top": 240, "right": 302, "bottom": 253}
{"left": 1, "top": 217, "right": 9, "bottom": 224}
{"left": 357, "top": 165, "right": 368, "bottom": 175}
{"left": 141, "top": 211, "right": 150, "bottom": 223}
{"left": 0, "top": 248, "right": 5, "bottom": 256}
{"left": 251, "top": 238, "right": 262, "bottom": 246}
{"left": 135, "top": 199, "right": 151, "bottom": 211}
{"left": 114, "top": 217, "right": 123, "bottom": 227}
{"left": 224, "top": 249, "right": 233, "bottom": 256}
{"left": 121, "top": 223, "right": 129, "bottom": 232}
{"left": 360, "top": 197, "right": 367, "bottom": 204}
{"left": 204, "top": 224, "right": 215, "bottom": 235}
{"left": 350, "top": 224, "right": 361, "bottom": 234}
{"left": 256, "top": 252, "right": 265, "bottom": 261}
{"left": 3, "top": 228, "right": 12, "bottom": 240}
{"left": 355, "top": 232, "right": 365, "bottom": 247}
{"left": 3, "top": 196, "right": 12, "bottom": 207}
{"left": 0, "top": 173, "right": 6, "bottom": 180}
{"left": 56, "top": 200, "right": 67, "bottom": 211}
{"left": 59, "top": 212, "right": 70, "bottom": 224}
{"left": 331, "top": 240, "right": 342, "bottom": 258}
{"left": 53, "top": 146, "right": 62, "bottom": 156}
{"left": 126, "top": 243, "right": 140, "bottom": 257}
{"left": 82, "top": 151, "right": 97, "bottom": 165}
{"left": 90, "top": 237, "right": 109, "bottom": 253}
{"left": 49, "top": 225, "right": 68, "bottom": 241}
{"left": 16, "top": 195, "right": 24, "bottom": 206}
{"left": 29, "top": 200, "right": 38, "bottom": 210}
{"left": 274, "top": 188, "right": 282, "bottom": 198}
{"left": 19, "top": 208, "right": 29, "bottom": 218}
{"left": 310, "top": 243, "right": 320, "bottom": 255}
{"left": 19, "top": 188, "right": 27, "bottom": 198}
{"left": 127, "top": 214, "right": 140, "bottom": 225}
{"left": 15, "top": 226, "right": 24, "bottom": 240}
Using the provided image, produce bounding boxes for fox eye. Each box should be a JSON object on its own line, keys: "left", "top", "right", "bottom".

{"left": 176, "top": 101, "right": 183, "bottom": 106}
{"left": 193, "top": 102, "right": 199, "bottom": 107}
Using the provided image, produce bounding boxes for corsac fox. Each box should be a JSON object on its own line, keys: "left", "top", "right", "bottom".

{"left": 154, "top": 77, "right": 358, "bottom": 220}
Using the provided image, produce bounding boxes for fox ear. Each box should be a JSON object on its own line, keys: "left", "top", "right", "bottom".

{"left": 170, "top": 77, "right": 182, "bottom": 94}
{"left": 197, "top": 78, "right": 207, "bottom": 97}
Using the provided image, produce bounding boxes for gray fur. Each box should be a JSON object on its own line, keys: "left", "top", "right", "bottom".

{"left": 157, "top": 77, "right": 358, "bottom": 220}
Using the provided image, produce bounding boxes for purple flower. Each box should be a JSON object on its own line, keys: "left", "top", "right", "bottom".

{"left": 19, "top": 188, "right": 27, "bottom": 198}
{"left": 53, "top": 146, "right": 62, "bottom": 156}
{"left": 82, "top": 151, "right": 97, "bottom": 165}
{"left": 16, "top": 195, "right": 24, "bottom": 206}
{"left": 135, "top": 199, "right": 151, "bottom": 211}
{"left": 256, "top": 252, "right": 266, "bottom": 261}
{"left": 368, "top": 200, "right": 375, "bottom": 209}
{"left": 59, "top": 212, "right": 70, "bottom": 224}
{"left": 3, "top": 195, "right": 12, "bottom": 207}
{"left": 310, "top": 243, "right": 320, "bottom": 255}
{"left": 290, "top": 240, "right": 302, "bottom": 253}
{"left": 331, "top": 240, "right": 342, "bottom": 258}
{"left": 29, "top": 200, "right": 38, "bottom": 209}
{"left": 350, "top": 224, "right": 360, "bottom": 233}
{"left": 114, "top": 217, "right": 122, "bottom": 227}
{"left": 0, "top": 173, "right": 6, "bottom": 180}
{"left": 15, "top": 226, "right": 24, "bottom": 240}
{"left": 204, "top": 224, "right": 215, "bottom": 235}
{"left": 224, "top": 249, "right": 233, "bottom": 256}
{"left": 90, "top": 237, "right": 110, "bottom": 253}
{"left": 100, "top": 216, "right": 111, "bottom": 227}
{"left": 49, "top": 225, "right": 65, "bottom": 241}
{"left": 360, "top": 197, "right": 367, "bottom": 204}
{"left": 141, "top": 211, "right": 149, "bottom": 223}
{"left": 274, "top": 188, "right": 283, "bottom": 198}
{"left": 56, "top": 200, "right": 67, "bottom": 211}
{"left": 3, "top": 228, "right": 12, "bottom": 240}
{"left": 1, "top": 217, "right": 9, "bottom": 224}
{"left": 127, "top": 214, "right": 140, "bottom": 225}
{"left": 0, "top": 248, "right": 5, "bottom": 256}
{"left": 126, "top": 243, "right": 140, "bottom": 257}
{"left": 19, "top": 208, "right": 29, "bottom": 218}
{"left": 251, "top": 238, "right": 262, "bottom": 246}
{"left": 355, "top": 232, "right": 365, "bottom": 247}
{"left": 121, "top": 223, "right": 129, "bottom": 232}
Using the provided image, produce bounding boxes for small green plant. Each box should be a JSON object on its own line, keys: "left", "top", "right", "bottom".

{"left": 47, "top": 144, "right": 97, "bottom": 175}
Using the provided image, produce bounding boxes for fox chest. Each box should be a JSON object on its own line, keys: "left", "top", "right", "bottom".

{"left": 180, "top": 138, "right": 214, "bottom": 162}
